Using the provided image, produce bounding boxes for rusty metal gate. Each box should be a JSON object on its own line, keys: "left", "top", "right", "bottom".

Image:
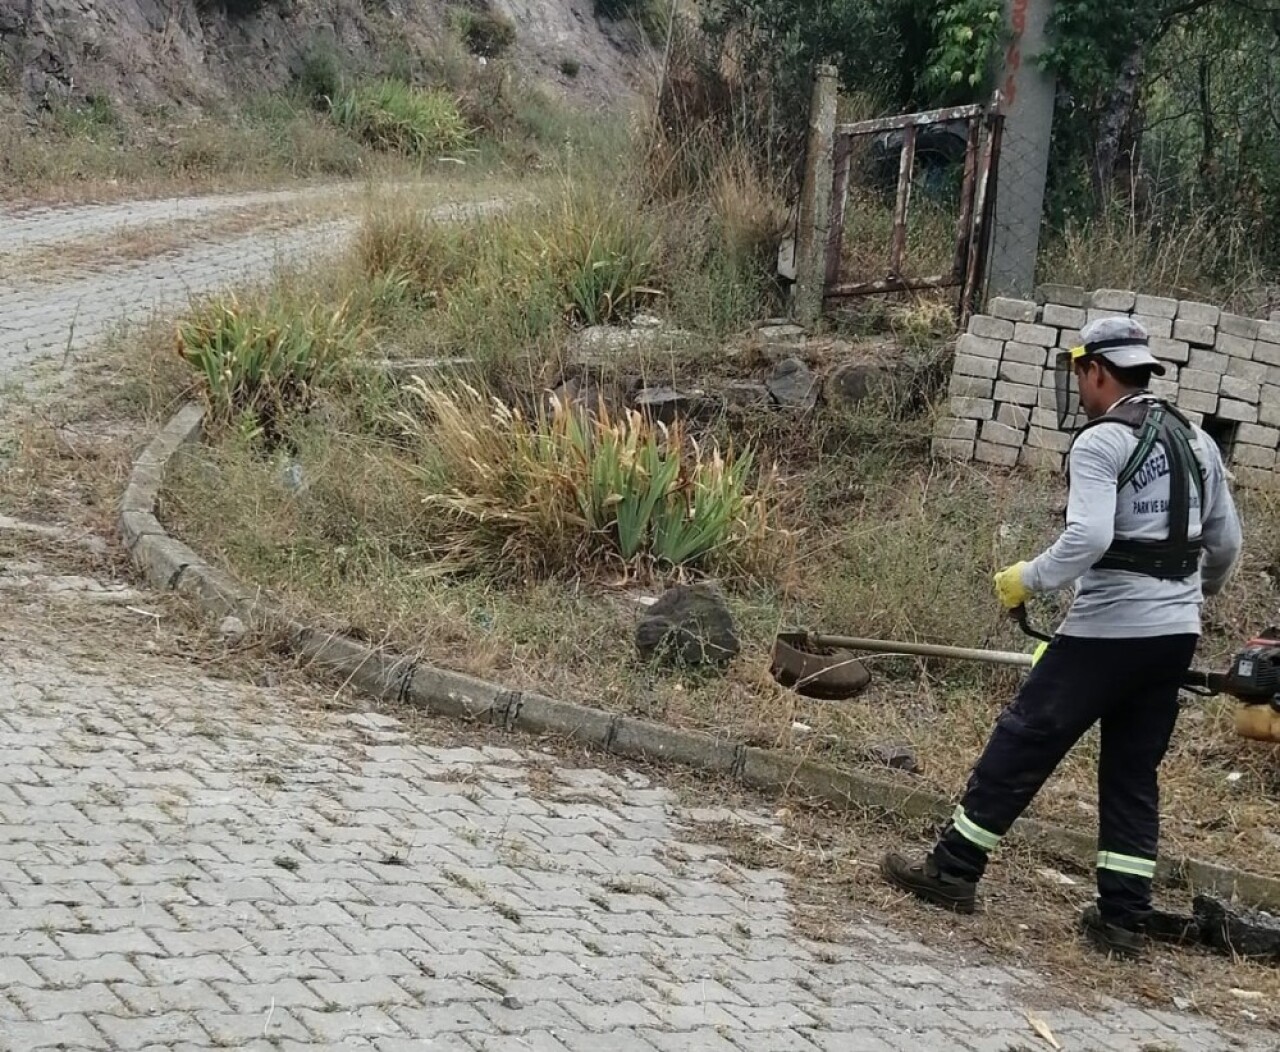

{"left": 823, "top": 96, "right": 1004, "bottom": 323}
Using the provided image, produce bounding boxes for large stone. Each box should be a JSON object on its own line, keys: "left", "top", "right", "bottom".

{"left": 632, "top": 386, "right": 702, "bottom": 424}
{"left": 766, "top": 357, "right": 819, "bottom": 409}
{"left": 866, "top": 743, "right": 920, "bottom": 774}
{"left": 1195, "top": 895, "right": 1280, "bottom": 961}
{"left": 826, "top": 362, "right": 890, "bottom": 406}
{"left": 636, "top": 583, "right": 740, "bottom": 667}
{"left": 724, "top": 381, "right": 771, "bottom": 408}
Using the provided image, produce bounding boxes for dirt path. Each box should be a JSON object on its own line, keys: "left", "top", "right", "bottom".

{"left": 0, "top": 184, "right": 1273, "bottom": 1052}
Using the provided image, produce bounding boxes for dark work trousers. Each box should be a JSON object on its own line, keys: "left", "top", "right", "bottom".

{"left": 932, "top": 633, "right": 1198, "bottom": 927}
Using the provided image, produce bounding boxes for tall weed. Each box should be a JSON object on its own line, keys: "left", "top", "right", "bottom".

{"left": 330, "top": 80, "right": 471, "bottom": 157}
{"left": 398, "top": 380, "right": 781, "bottom": 578}
{"left": 176, "top": 293, "right": 363, "bottom": 441}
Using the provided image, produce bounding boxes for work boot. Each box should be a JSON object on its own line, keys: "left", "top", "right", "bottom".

{"left": 880, "top": 852, "right": 977, "bottom": 914}
{"left": 1080, "top": 905, "right": 1145, "bottom": 960}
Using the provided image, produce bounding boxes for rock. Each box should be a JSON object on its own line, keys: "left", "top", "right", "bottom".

{"left": 766, "top": 357, "right": 819, "bottom": 409}
{"left": 1194, "top": 895, "right": 1280, "bottom": 960}
{"left": 549, "top": 376, "right": 608, "bottom": 416}
{"left": 632, "top": 386, "right": 701, "bottom": 424}
{"left": 757, "top": 320, "right": 807, "bottom": 347}
{"left": 825, "top": 361, "right": 890, "bottom": 406}
{"left": 574, "top": 322, "right": 693, "bottom": 365}
{"left": 866, "top": 743, "right": 920, "bottom": 774}
{"left": 724, "top": 381, "right": 771, "bottom": 408}
{"left": 219, "top": 616, "right": 247, "bottom": 644}
{"left": 635, "top": 583, "right": 740, "bottom": 667}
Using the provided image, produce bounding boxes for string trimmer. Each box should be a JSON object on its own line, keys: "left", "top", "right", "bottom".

{"left": 786, "top": 606, "right": 1280, "bottom": 744}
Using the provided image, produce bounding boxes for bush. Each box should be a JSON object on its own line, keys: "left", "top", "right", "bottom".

{"left": 330, "top": 80, "right": 471, "bottom": 157}
{"left": 399, "top": 380, "right": 780, "bottom": 578}
{"left": 451, "top": 8, "right": 518, "bottom": 58}
{"left": 176, "top": 294, "right": 363, "bottom": 442}
{"left": 594, "top": 0, "right": 669, "bottom": 39}
{"left": 295, "top": 39, "right": 345, "bottom": 109}
{"left": 559, "top": 58, "right": 581, "bottom": 78}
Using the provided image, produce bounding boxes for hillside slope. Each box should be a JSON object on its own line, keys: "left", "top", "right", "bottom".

{"left": 0, "top": 0, "right": 649, "bottom": 114}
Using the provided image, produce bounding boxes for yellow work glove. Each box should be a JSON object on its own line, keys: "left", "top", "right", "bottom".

{"left": 1031, "top": 641, "right": 1048, "bottom": 667}
{"left": 993, "top": 561, "right": 1031, "bottom": 611}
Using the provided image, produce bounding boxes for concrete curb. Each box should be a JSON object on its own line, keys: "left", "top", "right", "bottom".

{"left": 122, "top": 403, "right": 1280, "bottom": 911}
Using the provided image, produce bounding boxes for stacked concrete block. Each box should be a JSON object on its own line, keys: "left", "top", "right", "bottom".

{"left": 931, "top": 287, "right": 1280, "bottom": 488}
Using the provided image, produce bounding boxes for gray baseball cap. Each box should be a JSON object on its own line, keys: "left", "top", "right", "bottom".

{"left": 1077, "top": 316, "right": 1166, "bottom": 375}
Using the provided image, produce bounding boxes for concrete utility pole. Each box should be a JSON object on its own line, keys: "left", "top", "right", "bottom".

{"left": 988, "top": 0, "right": 1057, "bottom": 299}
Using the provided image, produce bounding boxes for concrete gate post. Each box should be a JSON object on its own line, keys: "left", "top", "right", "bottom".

{"left": 792, "top": 64, "right": 838, "bottom": 328}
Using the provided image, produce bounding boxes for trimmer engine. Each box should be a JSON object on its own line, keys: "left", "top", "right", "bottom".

{"left": 1218, "top": 631, "right": 1280, "bottom": 706}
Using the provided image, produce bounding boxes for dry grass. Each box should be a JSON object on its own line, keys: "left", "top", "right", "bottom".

{"left": 1038, "top": 205, "right": 1274, "bottom": 315}
{"left": 157, "top": 373, "right": 1280, "bottom": 888}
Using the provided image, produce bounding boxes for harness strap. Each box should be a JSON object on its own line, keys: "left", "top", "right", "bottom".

{"left": 1069, "top": 396, "right": 1206, "bottom": 581}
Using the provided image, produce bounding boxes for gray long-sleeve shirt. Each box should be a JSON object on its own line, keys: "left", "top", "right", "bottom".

{"left": 1022, "top": 398, "right": 1243, "bottom": 638}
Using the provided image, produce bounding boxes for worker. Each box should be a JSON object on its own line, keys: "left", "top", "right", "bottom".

{"left": 881, "top": 315, "right": 1243, "bottom": 958}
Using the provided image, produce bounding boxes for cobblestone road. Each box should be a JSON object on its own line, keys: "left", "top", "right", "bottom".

{"left": 0, "top": 188, "right": 499, "bottom": 382}
{"left": 0, "top": 192, "right": 1272, "bottom": 1050}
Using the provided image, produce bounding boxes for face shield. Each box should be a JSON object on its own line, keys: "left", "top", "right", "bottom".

{"left": 1054, "top": 346, "right": 1087, "bottom": 431}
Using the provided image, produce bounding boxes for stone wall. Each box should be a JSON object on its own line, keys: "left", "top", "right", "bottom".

{"left": 934, "top": 287, "right": 1280, "bottom": 487}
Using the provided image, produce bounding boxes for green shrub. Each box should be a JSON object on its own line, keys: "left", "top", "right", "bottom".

{"left": 176, "top": 294, "right": 363, "bottom": 441}
{"left": 52, "top": 94, "right": 121, "bottom": 141}
{"left": 559, "top": 58, "right": 581, "bottom": 78}
{"left": 330, "top": 80, "right": 471, "bottom": 157}
{"left": 295, "top": 39, "right": 345, "bottom": 108}
{"left": 594, "top": 0, "right": 669, "bottom": 38}
{"left": 399, "top": 380, "right": 780, "bottom": 577}
{"left": 451, "top": 8, "right": 518, "bottom": 58}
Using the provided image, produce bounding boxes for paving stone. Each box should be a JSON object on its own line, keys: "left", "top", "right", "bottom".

{"left": 967, "top": 316, "right": 1015, "bottom": 341}
{"left": 1002, "top": 341, "right": 1048, "bottom": 367}
{"left": 1180, "top": 368, "right": 1221, "bottom": 393}
{"left": 953, "top": 354, "right": 999, "bottom": 380}
{"left": 949, "top": 374, "right": 994, "bottom": 399}
{"left": 1175, "top": 320, "right": 1217, "bottom": 347}
{"left": 1090, "top": 288, "right": 1137, "bottom": 312}
{"left": 935, "top": 418, "right": 977, "bottom": 442}
{"left": 1220, "top": 375, "right": 1261, "bottom": 404}
{"left": 1179, "top": 300, "right": 1222, "bottom": 325}
{"left": 1041, "top": 303, "right": 1086, "bottom": 329}
{"left": 980, "top": 420, "right": 1024, "bottom": 448}
{"left": 1217, "top": 333, "right": 1258, "bottom": 360}
{"left": 1132, "top": 314, "right": 1174, "bottom": 338}
{"left": 1238, "top": 423, "right": 1280, "bottom": 448}
{"left": 988, "top": 297, "right": 1037, "bottom": 322}
{"left": 1135, "top": 294, "right": 1179, "bottom": 319}
{"left": 1012, "top": 322, "right": 1057, "bottom": 347}
{"left": 1219, "top": 399, "right": 1259, "bottom": 423}
{"left": 955, "top": 334, "right": 1004, "bottom": 361}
